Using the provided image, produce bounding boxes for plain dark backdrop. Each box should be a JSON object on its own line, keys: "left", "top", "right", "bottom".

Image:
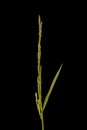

{"left": 1, "top": 1, "right": 86, "bottom": 129}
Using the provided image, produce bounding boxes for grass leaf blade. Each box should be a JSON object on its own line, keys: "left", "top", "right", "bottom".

{"left": 43, "top": 64, "right": 63, "bottom": 111}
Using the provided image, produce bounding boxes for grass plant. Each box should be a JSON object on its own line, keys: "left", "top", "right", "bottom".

{"left": 35, "top": 15, "right": 63, "bottom": 130}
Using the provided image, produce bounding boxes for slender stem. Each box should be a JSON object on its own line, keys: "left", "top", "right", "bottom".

{"left": 41, "top": 111, "right": 44, "bottom": 130}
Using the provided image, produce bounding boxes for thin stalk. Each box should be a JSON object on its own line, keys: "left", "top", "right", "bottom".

{"left": 41, "top": 111, "right": 44, "bottom": 130}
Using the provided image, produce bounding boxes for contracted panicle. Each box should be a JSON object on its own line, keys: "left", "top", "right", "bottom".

{"left": 35, "top": 15, "right": 44, "bottom": 130}
{"left": 37, "top": 15, "right": 42, "bottom": 74}
{"left": 37, "top": 15, "right": 42, "bottom": 98}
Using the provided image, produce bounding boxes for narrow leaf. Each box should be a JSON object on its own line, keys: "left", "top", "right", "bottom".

{"left": 43, "top": 64, "right": 63, "bottom": 111}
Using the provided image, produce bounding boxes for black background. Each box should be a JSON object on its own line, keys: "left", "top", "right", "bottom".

{"left": 0, "top": 1, "right": 86, "bottom": 129}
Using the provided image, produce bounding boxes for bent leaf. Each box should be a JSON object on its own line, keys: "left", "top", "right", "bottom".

{"left": 43, "top": 64, "right": 63, "bottom": 111}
